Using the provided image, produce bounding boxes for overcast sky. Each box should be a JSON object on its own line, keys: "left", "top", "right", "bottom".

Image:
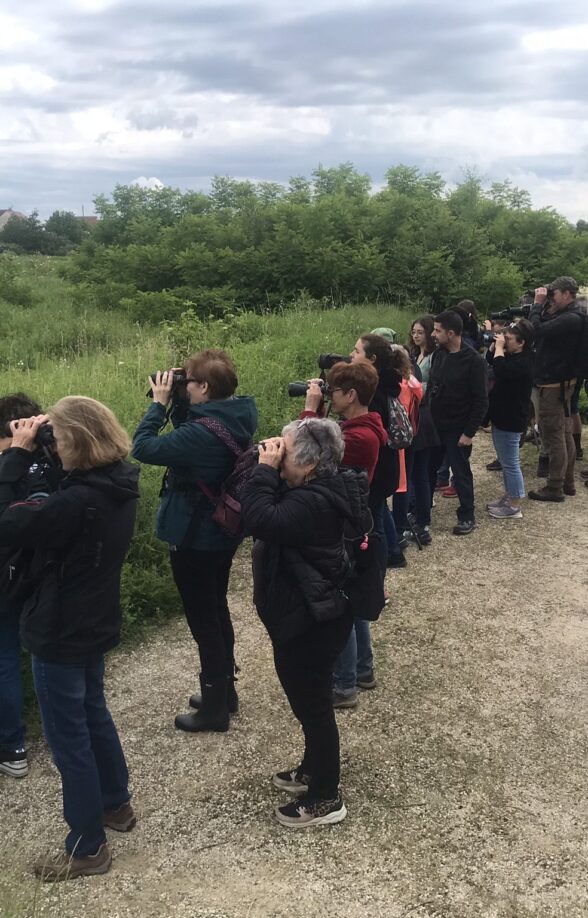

{"left": 1, "top": 0, "right": 587, "bottom": 221}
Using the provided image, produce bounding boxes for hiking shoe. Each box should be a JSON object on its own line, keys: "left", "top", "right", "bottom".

{"left": 275, "top": 794, "right": 347, "bottom": 828}
{"left": 332, "top": 691, "right": 358, "bottom": 709}
{"left": 563, "top": 485, "right": 576, "bottom": 496}
{"left": 486, "top": 495, "right": 508, "bottom": 510}
{"left": 387, "top": 553, "right": 407, "bottom": 569}
{"left": 434, "top": 479, "right": 449, "bottom": 491}
{"left": 442, "top": 485, "right": 458, "bottom": 498}
{"left": 488, "top": 505, "right": 522, "bottom": 519}
{"left": 528, "top": 487, "right": 564, "bottom": 503}
{"left": 357, "top": 671, "right": 377, "bottom": 690}
{"left": 272, "top": 769, "right": 310, "bottom": 795}
{"left": 452, "top": 520, "right": 476, "bottom": 535}
{"left": 486, "top": 458, "right": 503, "bottom": 471}
{"left": 34, "top": 843, "right": 112, "bottom": 882}
{"left": 0, "top": 747, "right": 28, "bottom": 779}
{"left": 103, "top": 801, "right": 136, "bottom": 832}
{"left": 404, "top": 525, "right": 432, "bottom": 545}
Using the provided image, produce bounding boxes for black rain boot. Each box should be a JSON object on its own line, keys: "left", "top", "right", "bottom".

{"left": 189, "top": 676, "right": 239, "bottom": 714}
{"left": 176, "top": 677, "right": 229, "bottom": 733}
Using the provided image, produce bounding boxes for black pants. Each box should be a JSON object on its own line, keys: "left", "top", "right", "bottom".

{"left": 430, "top": 429, "right": 475, "bottom": 522}
{"left": 170, "top": 547, "right": 237, "bottom": 682}
{"left": 272, "top": 612, "right": 353, "bottom": 801}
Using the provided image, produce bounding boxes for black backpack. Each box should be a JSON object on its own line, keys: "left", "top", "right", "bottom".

{"left": 573, "top": 311, "right": 588, "bottom": 381}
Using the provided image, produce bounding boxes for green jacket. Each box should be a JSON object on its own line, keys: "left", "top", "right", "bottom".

{"left": 132, "top": 396, "right": 257, "bottom": 550}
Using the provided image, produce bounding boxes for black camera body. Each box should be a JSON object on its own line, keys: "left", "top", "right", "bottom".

{"left": 288, "top": 380, "right": 329, "bottom": 398}
{"left": 317, "top": 353, "right": 351, "bottom": 371}
{"left": 288, "top": 353, "right": 351, "bottom": 397}
{"left": 34, "top": 422, "right": 55, "bottom": 448}
{"left": 489, "top": 304, "right": 531, "bottom": 322}
{"left": 146, "top": 369, "right": 189, "bottom": 399}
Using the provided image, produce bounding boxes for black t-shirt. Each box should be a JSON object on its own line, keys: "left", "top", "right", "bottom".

{"left": 488, "top": 350, "right": 533, "bottom": 432}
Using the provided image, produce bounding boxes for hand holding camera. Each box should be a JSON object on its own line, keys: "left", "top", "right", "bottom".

{"left": 304, "top": 379, "right": 326, "bottom": 413}
{"left": 9, "top": 415, "right": 51, "bottom": 452}
{"left": 147, "top": 369, "right": 188, "bottom": 406}
{"left": 258, "top": 437, "right": 285, "bottom": 469}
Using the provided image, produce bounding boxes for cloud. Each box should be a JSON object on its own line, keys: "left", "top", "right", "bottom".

{"left": 0, "top": 0, "right": 587, "bottom": 221}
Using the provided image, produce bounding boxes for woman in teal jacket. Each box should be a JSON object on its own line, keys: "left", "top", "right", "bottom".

{"left": 133, "top": 349, "right": 257, "bottom": 733}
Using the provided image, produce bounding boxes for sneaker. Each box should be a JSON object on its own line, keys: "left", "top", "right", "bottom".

{"left": 332, "top": 691, "right": 358, "bottom": 709}
{"left": 397, "top": 536, "right": 409, "bottom": 551}
{"left": 488, "top": 504, "right": 523, "bottom": 519}
{"left": 383, "top": 591, "right": 390, "bottom": 606}
{"left": 0, "top": 747, "right": 28, "bottom": 779}
{"left": 486, "top": 458, "right": 503, "bottom": 471}
{"left": 404, "top": 525, "right": 432, "bottom": 545}
{"left": 434, "top": 479, "right": 449, "bottom": 491}
{"left": 528, "top": 487, "right": 564, "bottom": 503}
{"left": 272, "top": 768, "right": 310, "bottom": 795}
{"left": 387, "top": 553, "right": 407, "bottom": 569}
{"left": 34, "top": 843, "right": 112, "bottom": 882}
{"left": 486, "top": 495, "right": 508, "bottom": 510}
{"left": 452, "top": 519, "right": 476, "bottom": 536}
{"left": 442, "top": 485, "right": 458, "bottom": 498}
{"left": 357, "top": 671, "right": 377, "bottom": 690}
{"left": 275, "top": 794, "right": 347, "bottom": 828}
{"left": 103, "top": 801, "right": 136, "bottom": 832}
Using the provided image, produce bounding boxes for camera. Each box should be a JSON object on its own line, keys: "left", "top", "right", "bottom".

{"left": 489, "top": 305, "right": 531, "bottom": 322}
{"left": 146, "top": 369, "right": 191, "bottom": 399}
{"left": 481, "top": 331, "right": 496, "bottom": 347}
{"left": 288, "top": 380, "right": 330, "bottom": 398}
{"left": 34, "top": 422, "right": 55, "bottom": 448}
{"left": 318, "top": 353, "right": 351, "bottom": 371}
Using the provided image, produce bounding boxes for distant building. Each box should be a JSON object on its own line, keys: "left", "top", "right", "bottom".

{"left": 75, "top": 215, "right": 99, "bottom": 226}
{"left": 0, "top": 208, "right": 26, "bottom": 230}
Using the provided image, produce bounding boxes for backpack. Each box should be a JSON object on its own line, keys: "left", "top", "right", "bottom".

{"left": 386, "top": 395, "right": 413, "bottom": 449}
{"left": 573, "top": 311, "right": 588, "bottom": 381}
{"left": 191, "top": 418, "right": 258, "bottom": 538}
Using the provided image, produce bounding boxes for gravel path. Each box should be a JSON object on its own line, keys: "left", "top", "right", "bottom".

{"left": 2, "top": 435, "right": 587, "bottom": 918}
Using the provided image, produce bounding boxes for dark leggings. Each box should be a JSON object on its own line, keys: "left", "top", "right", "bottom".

{"left": 170, "top": 547, "right": 237, "bottom": 682}
{"left": 273, "top": 612, "right": 353, "bottom": 800}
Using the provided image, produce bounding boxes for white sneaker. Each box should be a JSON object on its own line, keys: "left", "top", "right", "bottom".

{"left": 0, "top": 748, "right": 28, "bottom": 778}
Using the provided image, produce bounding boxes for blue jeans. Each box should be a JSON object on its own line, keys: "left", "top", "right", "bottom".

{"left": 492, "top": 427, "right": 526, "bottom": 500}
{"left": 32, "top": 655, "right": 130, "bottom": 857}
{"left": 333, "top": 619, "right": 373, "bottom": 696}
{"left": 0, "top": 599, "right": 25, "bottom": 752}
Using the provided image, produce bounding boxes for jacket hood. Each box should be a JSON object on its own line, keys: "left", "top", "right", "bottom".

{"left": 65, "top": 460, "right": 140, "bottom": 503}
{"left": 187, "top": 395, "right": 257, "bottom": 444}
{"left": 341, "top": 412, "right": 388, "bottom": 446}
{"left": 306, "top": 467, "right": 371, "bottom": 534}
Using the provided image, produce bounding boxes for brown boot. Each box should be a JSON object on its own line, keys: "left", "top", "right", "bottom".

{"left": 528, "top": 486, "right": 564, "bottom": 503}
{"left": 104, "top": 801, "right": 136, "bottom": 832}
{"left": 34, "top": 843, "right": 112, "bottom": 882}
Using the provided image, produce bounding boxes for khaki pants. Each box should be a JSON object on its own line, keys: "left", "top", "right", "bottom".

{"left": 533, "top": 382, "right": 576, "bottom": 491}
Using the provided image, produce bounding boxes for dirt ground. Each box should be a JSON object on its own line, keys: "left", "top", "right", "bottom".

{"left": 1, "top": 434, "right": 587, "bottom": 918}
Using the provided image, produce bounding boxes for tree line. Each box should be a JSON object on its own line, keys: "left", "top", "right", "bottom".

{"left": 5, "top": 164, "right": 588, "bottom": 318}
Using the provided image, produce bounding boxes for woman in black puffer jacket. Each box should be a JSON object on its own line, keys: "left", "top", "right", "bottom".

{"left": 241, "top": 417, "right": 370, "bottom": 829}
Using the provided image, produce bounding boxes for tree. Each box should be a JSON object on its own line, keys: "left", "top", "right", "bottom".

{"left": 45, "top": 210, "right": 84, "bottom": 244}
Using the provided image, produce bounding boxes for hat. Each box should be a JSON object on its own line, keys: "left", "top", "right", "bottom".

{"left": 370, "top": 327, "right": 396, "bottom": 343}
{"left": 550, "top": 276, "right": 578, "bottom": 295}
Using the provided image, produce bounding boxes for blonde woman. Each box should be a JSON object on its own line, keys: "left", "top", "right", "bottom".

{"left": 0, "top": 397, "right": 139, "bottom": 880}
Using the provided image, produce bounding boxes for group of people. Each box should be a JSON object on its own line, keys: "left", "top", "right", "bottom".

{"left": 0, "top": 275, "right": 585, "bottom": 879}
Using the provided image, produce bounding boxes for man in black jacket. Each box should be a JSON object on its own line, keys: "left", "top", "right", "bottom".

{"left": 528, "top": 276, "right": 583, "bottom": 502}
{"left": 429, "top": 310, "right": 488, "bottom": 535}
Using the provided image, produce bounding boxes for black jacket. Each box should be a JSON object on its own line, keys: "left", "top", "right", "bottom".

{"left": 241, "top": 465, "right": 370, "bottom": 645}
{"left": 487, "top": 350, "right": 534, "bottom": 432}
{"left": 428, "top": 344, "right": 488, "bottom": 438}
{"left": 0, "top": 448, "right": 139, "bottom": 664}
{"left": 529, "top": 301, "right": 583, "bottom": 385}
{"left": 369, "top": 367, "right": 402, "bottom": 503}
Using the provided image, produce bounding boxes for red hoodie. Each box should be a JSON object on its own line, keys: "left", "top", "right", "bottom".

{"left": 300, "top": 410, "right": 388, "bottom": 483}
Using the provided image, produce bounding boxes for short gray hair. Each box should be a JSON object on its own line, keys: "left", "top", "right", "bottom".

{"left": 281, "top": 418, "right": 344, "bottom": 477}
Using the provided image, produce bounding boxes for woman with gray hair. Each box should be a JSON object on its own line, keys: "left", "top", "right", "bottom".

{"left": 241, "top": 417, "right": 371, "bottom": 828}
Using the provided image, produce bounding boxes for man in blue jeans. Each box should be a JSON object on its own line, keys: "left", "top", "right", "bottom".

{"left": 428, "top": 310, "right": 488, "bottom": 535}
